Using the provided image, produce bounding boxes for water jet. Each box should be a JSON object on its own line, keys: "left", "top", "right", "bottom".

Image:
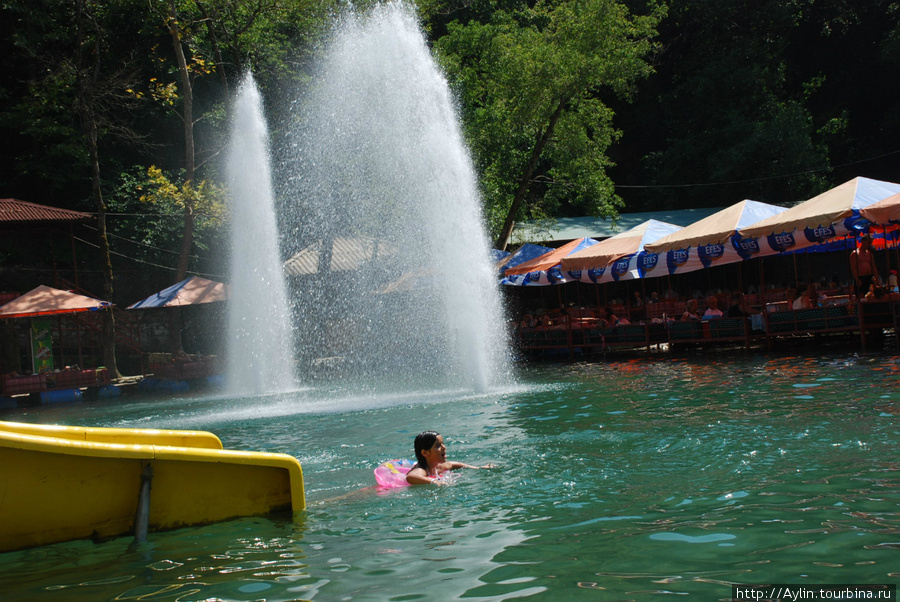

{"left": 226, "top": 74, "right": 298, "bottom": 396}
{"left": 278, "top": 2, "right": 510, "bottom": 392}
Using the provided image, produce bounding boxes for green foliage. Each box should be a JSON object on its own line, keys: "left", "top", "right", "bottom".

{"left": 155, "top": 0, "right": 337, "bottom": 90}
{"left": 107, "top": 167, "right": 188, "bottom": 257}
{"left": 610, "top": 0, "right": 900, "bottom": 210}
{"left": 3, "top": 67, "right": 90, "bottom": 194}
{"left": 0, "top": 1, "right": 85, "bottom": 198}
{"left": 1, "top": 0, "right": 900, "bottom": 274}
{"left": 106, "top": 166, "right": 226, "bottom": 271}
{"left": 140, "top": 165, "right": 226, "bottom": 225}
{"left": 435, "top": 0, "right": 664, "bottom": 238}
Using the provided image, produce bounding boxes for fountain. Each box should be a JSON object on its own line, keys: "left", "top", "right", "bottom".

{"left": 225, "top": 74, "right": 298, "bottom": 396}
{"left": 277, "top": 1, "right": 510, "bottom": 392}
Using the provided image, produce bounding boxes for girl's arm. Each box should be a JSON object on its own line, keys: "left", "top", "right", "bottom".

{"left": 406, "top": 467, "right": 434, "bottom": 485}
{"left": 441, "top": 461, "right": 495, "bottom": 471}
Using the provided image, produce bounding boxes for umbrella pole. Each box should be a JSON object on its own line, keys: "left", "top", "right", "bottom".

{"left": 805, "top": 249, "right": 812, "bottom": 287}
{"left": 893, "top": 226, "right": 900, "bottom": 287}
{"left": 884, "top": 226, "right": 900, "bottom": 278}
{"left": 792, "top": 253, "right": 800, "bottom": 289}
{"left": 596, "top": 283, "right": 601, "bottom": 309}
{"left": 139, "top": 313, "right": 146, "bottom": 376}
{"left": 70, "top": 224, "right": 80, "bottom": 290}
{"left": 625, "top": 280, "right": 632, "bottom": 320}
{"left": 56, "top": 316, "right": 65, "bottom": 370}
{"left": 76, "top": 314, "right": 84, "bottom": 367}
{"left": 759, "top": 258, "right": 766, "bottom": 306}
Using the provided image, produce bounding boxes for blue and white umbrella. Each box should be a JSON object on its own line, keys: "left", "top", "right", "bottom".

{"left": 560, "top": 220, "right": 683, "bottom": 283}
{"left": 497, "top": 243, "right": 553, "bottom": 278}
{"left": 643, "top": 200, "right": 788, "bottom": 277}
{"left": 737, "top": 177, "right": 900, "bottom": 255}
{"left": 501, "top": 237, "right": 599, "bottom": 285}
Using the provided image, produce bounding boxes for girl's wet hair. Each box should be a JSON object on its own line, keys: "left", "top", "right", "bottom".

{"left": 413, "top": 431, "right": 440, "bottom": 469}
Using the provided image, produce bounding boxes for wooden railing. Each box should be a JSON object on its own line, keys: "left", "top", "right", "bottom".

{"left": 515, "top": 300, "right": 898, "bottom": 357}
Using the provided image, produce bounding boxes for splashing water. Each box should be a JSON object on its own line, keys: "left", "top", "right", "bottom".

{"left": 226, "top": 74, "right": 297, "bottom": 396}
{"left": 279, "top": 1, "right": 510, "bottom": 392}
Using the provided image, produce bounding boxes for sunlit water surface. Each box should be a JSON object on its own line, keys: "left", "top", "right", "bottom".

{"left": 1, "top": 352, "right": 899, "bottom": 600}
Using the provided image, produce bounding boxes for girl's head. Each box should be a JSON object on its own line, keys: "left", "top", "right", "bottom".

{"left": 413, "top": 431, "right": 445, "bottom": 469}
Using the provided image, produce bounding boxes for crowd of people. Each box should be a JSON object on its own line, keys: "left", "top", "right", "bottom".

{"left": 515, "top": 279, "right": 900, "bottom": 333}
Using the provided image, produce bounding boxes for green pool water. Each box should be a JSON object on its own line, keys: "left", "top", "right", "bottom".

{"left": 1, "top": 352, "right": 898, "bottom": 600}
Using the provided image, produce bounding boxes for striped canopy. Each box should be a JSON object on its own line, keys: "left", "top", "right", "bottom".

{"left": 642, "top": 200, "right": 788, "bottom": 277}
{"left": 738, "top": 177, "right": 900, "bottom": 251}
{"left": 501, "top": 237, "right": 598, "bottom": 285}
{"left": 560, "top": 220, "right": 682, "bottom": 283}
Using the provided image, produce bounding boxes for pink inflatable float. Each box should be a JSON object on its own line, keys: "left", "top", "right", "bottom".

{"left": 374, "top": 459, "right": 414, "bottom": 487}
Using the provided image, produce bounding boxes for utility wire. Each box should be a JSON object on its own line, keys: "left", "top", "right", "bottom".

{"left": 614, "top": 149, "right": 900, "bottom": 189}
{"left": 72, "top": 235, "right": 224, "bottom": 280}
{"left": 85, "top": 211, "right": 221, "bottom": 218}
{"left": 81, "top": 223, "right": 200, "bottom": 260}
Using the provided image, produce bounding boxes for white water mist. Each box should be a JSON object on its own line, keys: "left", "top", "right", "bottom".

{"left": 226, "top": 74, "right": 297, "bottom": 395}
{"left": 281, "top": 1, "right": 510, "bottom": 391}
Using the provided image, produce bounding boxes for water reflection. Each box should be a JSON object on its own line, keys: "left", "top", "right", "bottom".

{"left": 1, "top": 517, "right": 307, "bottom": 601}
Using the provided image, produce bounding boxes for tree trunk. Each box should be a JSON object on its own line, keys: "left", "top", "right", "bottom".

{"left": 495, "top": 99, "right": 568, "bottom": 251}
{"left": 168, "top": 0, "right": 195, "bottom": 284}
{"left": 88, "top": 120, "right": 121, "bottom": 378}
{"left": 75, "top": 0, "right": 120, "bottom": 378}
{"left": 88, "top": 119, "right": 120, "bottom": 377}
{"left": 168, "top": 0, "right": 196, "bottom": 354}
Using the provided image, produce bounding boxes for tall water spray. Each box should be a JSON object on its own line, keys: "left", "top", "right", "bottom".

{"left": 226, "top": 75, "right": 297, "bottom": 396}
{"left": 280, "top": 1, "right": 510, "bottom": 392}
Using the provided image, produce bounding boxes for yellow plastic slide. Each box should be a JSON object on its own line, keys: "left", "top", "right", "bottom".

{"left": 0, "top": 420, "right": 305, "bottom": 552}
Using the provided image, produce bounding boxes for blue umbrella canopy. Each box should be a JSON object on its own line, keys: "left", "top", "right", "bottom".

{"left": 498, "top": 243, "right": 554, "bottom": 277}
{"left": 561, "top": 220, "right": 682, "bottom": 283}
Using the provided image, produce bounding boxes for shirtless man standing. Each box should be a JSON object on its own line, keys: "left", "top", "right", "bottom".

{"left": 850, "top": 233, "right": 879, "bottom": 296}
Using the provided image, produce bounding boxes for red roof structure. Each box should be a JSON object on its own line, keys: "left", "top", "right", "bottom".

{"left": 0, "top": 198, "right": 92, "bottom": 227}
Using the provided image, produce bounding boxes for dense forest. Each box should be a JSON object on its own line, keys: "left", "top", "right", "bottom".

{"left": 1, "top": 0, "right": 899, "bottom": 298}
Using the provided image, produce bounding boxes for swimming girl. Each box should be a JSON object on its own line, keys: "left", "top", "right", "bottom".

{"left": 405, "top": 431, "right": 493, "bottom": 485}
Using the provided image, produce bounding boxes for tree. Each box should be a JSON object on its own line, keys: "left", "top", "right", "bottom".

{"left": 161, "top": 0, "right": 202, "bottom": 283}
{"left": 609, "top": 0, "right": 831, "bottom": 211}
{"left": 1, "top": 0, "right": 150, "bottom": 377}
{"left": 149, "top": 0, "right": 333, "bottom": 282}
{"left": 434, "top": 0, "right": 665, "bottom": 249}
{"left": 189, "top": 0, "right": 332, "bottom": 89}
{"left": 72, "top": 0, "right": 123, "bottom": 377}
{"left": 106, "top": 167, "right": 224, "bottom": 272}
